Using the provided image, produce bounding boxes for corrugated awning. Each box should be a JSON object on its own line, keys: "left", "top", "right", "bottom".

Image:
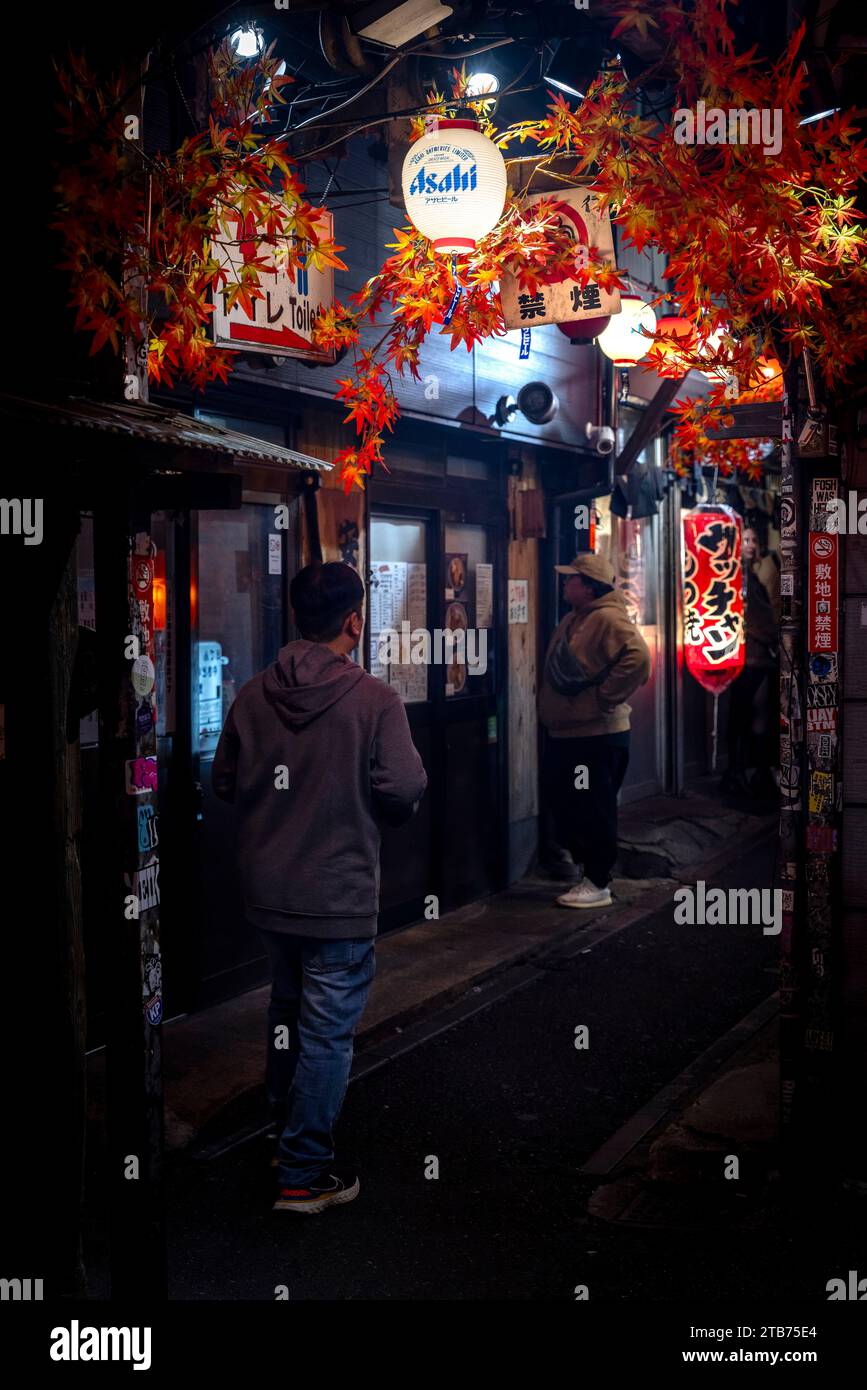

{"left": 0, "top": 394, "right": 333, "bottom": 472}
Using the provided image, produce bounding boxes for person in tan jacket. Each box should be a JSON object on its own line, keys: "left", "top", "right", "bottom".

{"left": 539, "top": 553, "right": 652, "bottom": 909}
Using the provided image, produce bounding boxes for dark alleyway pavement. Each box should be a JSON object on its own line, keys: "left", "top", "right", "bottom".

{"left": 86, "top": 779, "right": 775, "bottom": 1153}
{"left": 82, "top": 835, "right": 865, "bottom": 1304}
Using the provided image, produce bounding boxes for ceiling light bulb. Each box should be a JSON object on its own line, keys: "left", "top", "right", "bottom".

{"left": 466, "top": 72, "right": 499, "bottom": 98}
{"left": 231, "top": 26, "right": 262, "bottom": 58}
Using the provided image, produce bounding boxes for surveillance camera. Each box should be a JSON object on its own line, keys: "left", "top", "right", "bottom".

{"left": 495, "top": 383, "right": 559, "bottom": 428}
{"left": 586, "top": 423, "right": 616, "bottom": 456}
{"left": 517, "top": 381, "right": 559, "bottom": 425}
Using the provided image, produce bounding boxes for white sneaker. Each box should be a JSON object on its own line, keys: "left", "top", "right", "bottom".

{"left": 556, "top": 880, "right": 612, "bottom": 909}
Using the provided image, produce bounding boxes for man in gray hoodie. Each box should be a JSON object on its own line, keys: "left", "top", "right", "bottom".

{"left": 213, "top": 561, "right": 427, "bottom": 1213}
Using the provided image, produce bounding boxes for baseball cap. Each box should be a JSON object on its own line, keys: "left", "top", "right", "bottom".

{"left": 554, "top": 554, "right": 616, "bottom": 587}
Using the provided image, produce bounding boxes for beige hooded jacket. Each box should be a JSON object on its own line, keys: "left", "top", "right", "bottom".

{"left": 538, "top": 588, "right": 652, "bottom": 738}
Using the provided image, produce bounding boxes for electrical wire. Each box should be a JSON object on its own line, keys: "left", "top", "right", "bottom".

{"left": 304, "top": 186, "right": 390, "bottom": 199}
{"left": 293, "top": 79, "right": 547, "bottom": 163}
{"left": 281, "top": 36, "right": 521, "bottom": 147}
{"left": 285, "top": 52, "right": 404, "bottom": 137}
{"left": 361, "top": 34, "right": 515, "bottom": 60}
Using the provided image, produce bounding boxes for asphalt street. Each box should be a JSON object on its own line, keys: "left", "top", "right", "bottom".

{"left": 154, "top": 840, "right": 864, "bottom": 1302}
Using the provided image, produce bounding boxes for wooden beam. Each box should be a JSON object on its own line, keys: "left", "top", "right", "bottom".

{"left": 705, "top": 401, "right": 783, "bottom": 439}
{"left": 615, "top": 375, "right": 686, "bottom": 476}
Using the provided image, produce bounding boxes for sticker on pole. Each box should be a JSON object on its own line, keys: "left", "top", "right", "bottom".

{"left": 125, "top": 756, "right": 157, "bottom": 795}
{"left": 807, "top": 532, "right": 838, "bottom": 654}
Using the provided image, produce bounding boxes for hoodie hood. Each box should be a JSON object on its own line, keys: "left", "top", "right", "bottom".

{"left": 588, "top": 589, "right": 632, "bottom": 619}
{"left": 263, "top": 639, "right": 366, "bottom": 729}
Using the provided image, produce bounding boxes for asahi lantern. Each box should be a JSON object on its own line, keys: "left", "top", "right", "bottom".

{"left": 401, "top": 118, "right": 507, "bottom": 254}
{"left": 682, "top": 506, "right": 745, "bottom": 693}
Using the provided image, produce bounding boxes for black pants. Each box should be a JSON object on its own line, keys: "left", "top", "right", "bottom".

{"left": 542, "top": 732, "right": 630, "bottom": 888}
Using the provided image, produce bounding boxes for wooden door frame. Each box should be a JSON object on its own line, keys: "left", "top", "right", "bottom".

{"left": 368, "top": 481, "right": 511, "bottom": 921}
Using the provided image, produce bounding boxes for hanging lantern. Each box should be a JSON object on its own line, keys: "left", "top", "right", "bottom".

{"left": 654, "top": 314, "right": 693, "bottom": 357}
{"left": 694, "top": 319, "right": 731, "bottom": 381}
{"left": 401, "top": 118, "right": 507, "bottom": 254}
{"left": 738, "top": 354, "right": 783, "bottom": 402}
{"left": 754, "top": 354, "right": 783, "bottom": 390}
{"left": 597, "top": 294, "right": 657, "bottom": 365}
{"left": 756, "top": 354, "right": 782, "bottom": 380}
{"left": 557, "top": 315, "right": 611, "bottom": 343}
{"left": 656, "top": 314, "right": 691, "bottom": 337}
{"left": 681, "top": 505, "right": 745, "bottom": 695}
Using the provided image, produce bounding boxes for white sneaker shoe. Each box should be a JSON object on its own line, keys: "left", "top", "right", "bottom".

{"left": 556, "top": 880, "right": 612, "bottom": 909}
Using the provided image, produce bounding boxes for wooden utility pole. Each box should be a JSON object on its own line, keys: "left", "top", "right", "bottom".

{"left": 777, "top": 370, "right": 806, "bottom": 1162}
{"left": 778, "top": 362, "right": 842, "bottom": 1176}
{"left": 98, "top": 54, "right": 167, "bottom": 1298}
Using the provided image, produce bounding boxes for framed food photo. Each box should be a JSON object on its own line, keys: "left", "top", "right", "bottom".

{"left": 444, "top": 600, "right": 469, "bottom": 698}
{"left": 444, "top": 553, "right": 468, "bottom": 602}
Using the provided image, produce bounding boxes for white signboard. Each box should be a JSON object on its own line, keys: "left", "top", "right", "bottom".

{"left": 508, "top": 579, "right": 529, "bottom": 624}
{"left": 500, "top": 187, "right": 620, "bottom": 330}
{"left": 268, "top": 534, "right": 282, "bottom": 575}
{"left": 212, "top": 201, "right": 337, "bottom": 362}
{"left": 369, "top": 560, "right": 428, "bottom": 704}
{"left": 475, "top": 563, "right": 493, "bottom": 628}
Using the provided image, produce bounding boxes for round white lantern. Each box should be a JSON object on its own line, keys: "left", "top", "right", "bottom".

{"left": 597, "top": 294, "right": 657, "bottom": 366}
{"left": 401, "top": 118, "right": 507, "bottom": 254}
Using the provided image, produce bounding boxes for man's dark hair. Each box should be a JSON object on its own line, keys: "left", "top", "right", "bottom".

{"left": 290, "top": 561, "right": 365, "bottom": 641}
{"left": 581, "top": 575, "right": 614, "bottom": 600}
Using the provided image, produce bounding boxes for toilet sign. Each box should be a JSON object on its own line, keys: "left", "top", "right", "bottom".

{"left": 212, "top": 201, "right": 337, "bottom": 363}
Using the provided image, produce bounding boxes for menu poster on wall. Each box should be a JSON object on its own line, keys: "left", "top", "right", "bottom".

{"left": 407, "top": 562, "right": 427, "bottom": 629}
{"left": 475, "top": 563, "right": 493, "bottom": 629}
{"left": 445, "top": 553, "right": 468, "bottom": 601}
{"left": 390, "top": 661, "right": 428, "bottom": 703}
{"left": 369, "top": 561, "right": 401, "bottom": 633}
{"left": 369, "top": 559, "right": 428, "bottom": 703}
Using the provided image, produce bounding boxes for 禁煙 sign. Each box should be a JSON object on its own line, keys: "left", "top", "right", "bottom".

{"left": 499, "top": 187, "right": 620, "bottom": 331}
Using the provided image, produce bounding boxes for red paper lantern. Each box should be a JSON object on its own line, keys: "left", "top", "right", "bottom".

{"left": 656, "top": 314, "right": 691, "bottom": 336}
{"left": 557, "top": 316, "right": 611, "bottom": 343}
{"left": 655, "top": 315, "right": 692, "bottom": 349}
{"left": 681, "top": 505, "right": 745, "bottom": 694}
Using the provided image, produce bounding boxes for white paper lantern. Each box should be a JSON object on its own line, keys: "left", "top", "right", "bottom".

{"left": 402, "top": 118, "right": 507, "bottom": 254}
{"left": 597, "top": 294, "right": 657, "bottom": 366}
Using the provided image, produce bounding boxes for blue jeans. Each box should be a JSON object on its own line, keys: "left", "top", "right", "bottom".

{"left": 258, "top": 932, "right": 376, "bottom": 1186}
